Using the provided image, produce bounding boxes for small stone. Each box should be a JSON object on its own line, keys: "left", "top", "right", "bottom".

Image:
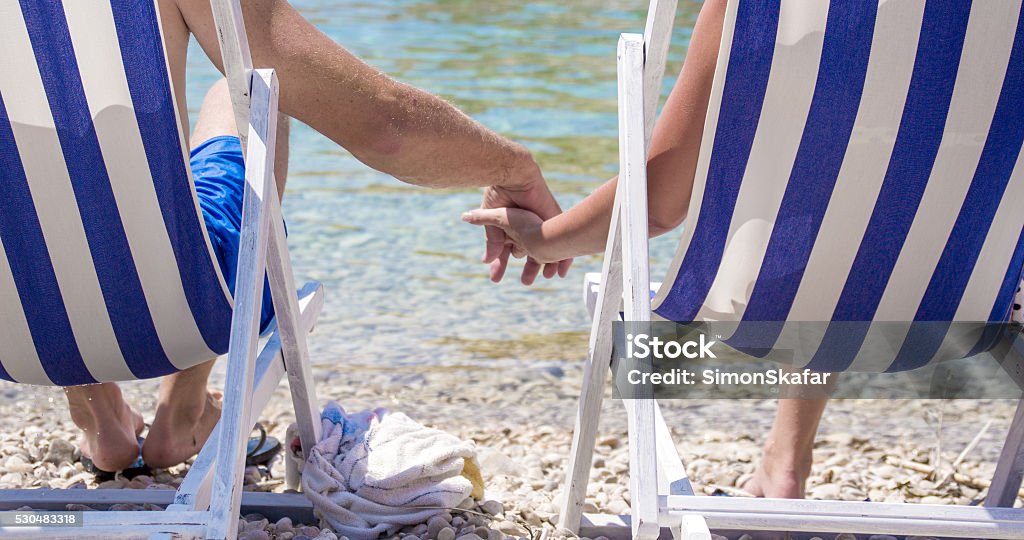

{"left": 43, "top": 439, "right": 75, "bottom": 465}
{"left": 65, "top": 504, "right": 95, "bottom": 511}
{"left": 413, "top": 523, "right": 428, "bottom": 535}
{"left": 438, "top": 527, "right": 456, "bottom": 540}
{"left": 109, "top": 503, "right": 141, "bottom": 511}
{"left": 238, "top": 531, "right": 270, "bottom": 540}
{"left": 457, "top": 498, "right": 475, "bottom": 510}
{"left": 277, "top": 533, "right": 295, "bottom": 540}
{"left": 316, "top": 531, "right": 338, "bottom": 540}
{"left": 455, "top": 534, "right": 482, "bottom": 540}
{"left": 4, "top": 456, "right": 33, "bottom": 474}
{"left": 293, "top": 536, "right": 311, "bottom": 540}
{"left": 0, "top": 472, "right": 24, "bottom": 485}
{"left": 606, "top": 499, "right": 629, "bottom": 515}
{"left": 428, "top": 515, "right": 450, "bottom": 538}
{"left": 521, "top": 509, "right": 542, "bottom": 527}
{"left": 480, "top": 500, "right": 503, "bottom": 516}
{"left": 452, "top": 516, "right": 465, "bottom": 527}
{"left": 835, "top": 534, "right": 858, "bottom": 540}
{"left": 867, "top": 536, "right": 898, "bottom": 540}
{"left": 597, "top": 436, "right": 621, "bottom": 449}
{"left": 809, "top": 484, "right": 841, "bottom": 499}
{"left": 276, "top": 517, "right": 294, "bottom": 530}
{"left": 473, "top": 526, "right": 490, "bottom": 538}
{"left": 496, "top": 521, "right": 526, "bottom": 536}
{"left": 486, "top": 529, "right": 505, "bottom": 540}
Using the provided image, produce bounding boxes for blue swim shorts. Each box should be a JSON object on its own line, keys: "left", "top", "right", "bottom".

{"left": 190, "top": 135, "right": 275, "bottom": 332}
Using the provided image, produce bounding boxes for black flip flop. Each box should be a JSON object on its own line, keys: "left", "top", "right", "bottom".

{"left": 80, "top": 436, "right": 151, "bottom": 482}
{"left": 245, "top": 423, "right": 282, "bottom": 467}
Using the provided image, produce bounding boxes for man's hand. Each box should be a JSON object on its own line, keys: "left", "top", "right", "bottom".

{"left": 476, "top": 168, "right": 572, "bottom": 284}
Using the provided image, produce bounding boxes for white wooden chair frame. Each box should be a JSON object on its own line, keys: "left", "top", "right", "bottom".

{"left": 0, "top": 2, "right": 322, "bottom": 538}
{"left": 557, "top": 1, "right": 1024, "bottom": 539}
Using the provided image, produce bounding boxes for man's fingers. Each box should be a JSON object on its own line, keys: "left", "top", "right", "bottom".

{"left": 521, "top": 259, "right": 542, "bottom": 286}
{"left": 482, "top": 225, "right": 506, "bottom": 263}
{"left": 489, "top": 245, "right": 511, "bottom": 283}
{"left": 558, "top": 258, "right": 573, "bottom": 278}
{"left": 542, "top": 262, "right": 557, "bottom": 279}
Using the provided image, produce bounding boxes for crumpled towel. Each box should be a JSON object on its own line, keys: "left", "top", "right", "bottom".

{"left": 301, "top": 402, "right": 484, "bottom": 540}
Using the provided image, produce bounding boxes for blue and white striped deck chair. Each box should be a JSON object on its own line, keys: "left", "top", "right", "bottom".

{"left": 559, "top": 1, "right": 1024, "bottom": 539}
{"left": 0, "top": 1, "right": 322, "bottom": 538}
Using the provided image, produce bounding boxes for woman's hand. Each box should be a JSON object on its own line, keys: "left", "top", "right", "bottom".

{"left": 473, "top": 174, "right": 572, "bottom": 284}
{"left": 462, "top": 207, "right": 567, "bottom": 282}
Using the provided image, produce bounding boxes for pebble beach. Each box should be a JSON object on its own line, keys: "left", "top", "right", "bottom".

{"left": 0, "top": 361, "right": 1019, "bottom": 540}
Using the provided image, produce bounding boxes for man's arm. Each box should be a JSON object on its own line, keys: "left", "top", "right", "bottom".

{"left": 174, "top": 0, "right": 535, "bottom": 190}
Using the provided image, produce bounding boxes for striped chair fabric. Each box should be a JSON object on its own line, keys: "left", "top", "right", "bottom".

{"left": 652, "top": 0, "right": 1024, "bottom": 372}
{"left": 0, "top": 1, "right": 235, "bottom": 386}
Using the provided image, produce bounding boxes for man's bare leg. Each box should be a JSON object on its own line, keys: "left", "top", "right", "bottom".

{"left": 64, "top": 384, "right": 144, "bottom": 472}
{"left": 141, "top": 78, "right": 289, "bottom": 468}
{"left": 143, "top": 360, "right": 221, "bottom": 468}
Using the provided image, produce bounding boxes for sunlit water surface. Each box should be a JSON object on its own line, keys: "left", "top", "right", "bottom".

{"left": 184, "top": 0, "right": 702, "bottom": 370}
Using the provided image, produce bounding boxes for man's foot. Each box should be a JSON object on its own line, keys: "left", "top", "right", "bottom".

{"left": 142, "top": 391, "right": 222, "bottom": 469}
{"left": 66, "top": 384, "right": 145, "bottom": 472}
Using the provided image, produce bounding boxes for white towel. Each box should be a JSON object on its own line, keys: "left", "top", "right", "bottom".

{"left": 302, "top": 402, "right": 483, "bottom": 540}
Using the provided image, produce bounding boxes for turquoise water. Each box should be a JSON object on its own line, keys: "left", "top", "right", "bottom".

{"left": 185, "top": 1, "right": 702, "bottom": 368}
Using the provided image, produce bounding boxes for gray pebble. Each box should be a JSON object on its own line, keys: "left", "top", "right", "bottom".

{"left": 428, "top": 515, "right": 450, "bottom": 538}
{"left": 438, "top": 527, "right": 456, "bottom": 540}
{"left": 480, "top": 500, "right": 503, "bottom": 516}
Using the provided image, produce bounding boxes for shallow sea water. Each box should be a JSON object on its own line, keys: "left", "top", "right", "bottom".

{"left": 184, "top": 0, "right": 702, "bottom": 369}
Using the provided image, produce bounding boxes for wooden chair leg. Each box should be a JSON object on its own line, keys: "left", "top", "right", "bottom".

{"left": 987, "top": 398, "right": 1024, "bottom": 507}
{"left": 266, "top": 195, "right": 322, "bottom": 463}
{"left": 208, "top": 69, "right": 281, "bottom": 540}
{"left": 559, "top": 332, "right": 615, "bottom": 533}
{"left": 559, "top": 185, "right": 626, "bottom": 533}
{"left": 618, "top": 32, "right": 659, "bottom": 540}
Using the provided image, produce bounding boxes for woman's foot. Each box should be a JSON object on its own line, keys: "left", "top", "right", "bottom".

{"left": 66, "top": 383, "right": 144, "bottom": 472}
{"left": 143, "top": 391, "right": 222, "bottom": 469}
{"left": 740, "top": 462, "right": 809, "bottom": 499}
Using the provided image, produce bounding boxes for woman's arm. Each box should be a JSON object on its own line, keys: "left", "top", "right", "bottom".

{"left": 544, "top": 0, "right": 727, "bottom": 257}
{"left": 464, "top": 0, "right": 726, "bottom": 263}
